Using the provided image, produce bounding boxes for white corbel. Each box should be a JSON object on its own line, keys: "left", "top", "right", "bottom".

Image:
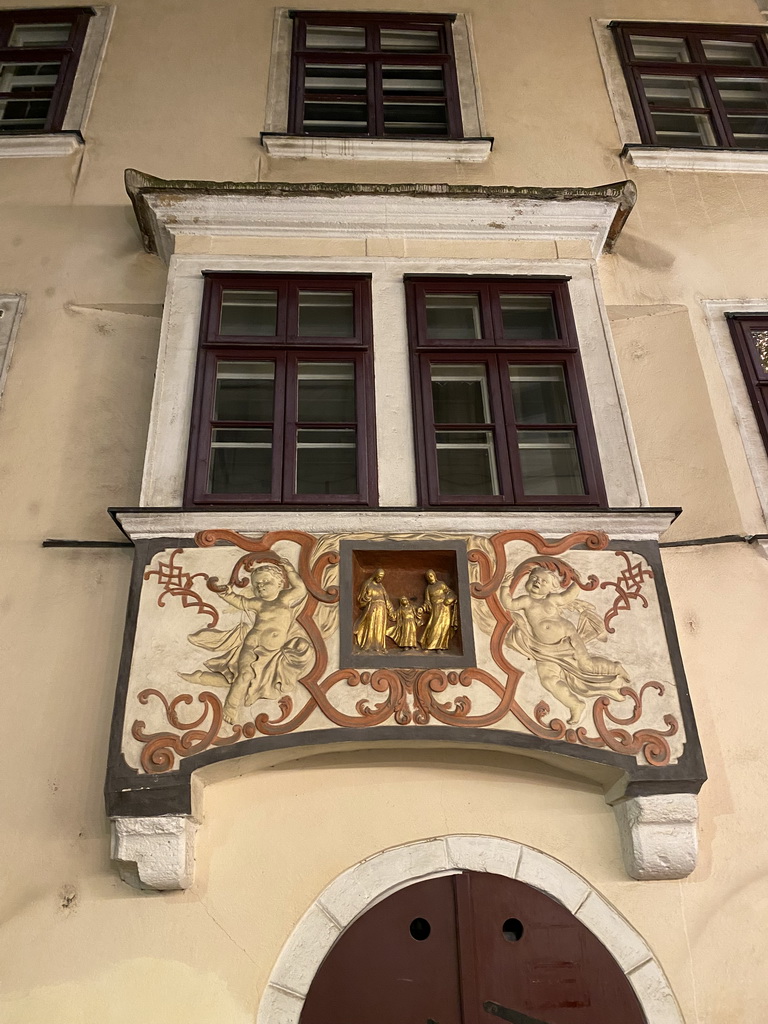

{"left": 111, "top": 815, "right": 198, "bottom": 890}
{"left": 611, "top": 793, "right": 698, "bottom": 880}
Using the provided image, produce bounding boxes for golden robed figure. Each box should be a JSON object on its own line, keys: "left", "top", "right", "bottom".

{"left": 419, "top": 569, "right": 458, "bottom": 650}
{"left": 353, "top": 568, "right": 395, "bottom": 653}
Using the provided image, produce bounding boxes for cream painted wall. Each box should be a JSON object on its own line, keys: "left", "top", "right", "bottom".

{"left": 2, "top": 1, "right": 768, "bottom": 1022}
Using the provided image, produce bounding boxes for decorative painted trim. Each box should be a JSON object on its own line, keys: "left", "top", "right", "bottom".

{"left": 112, "top": 508, "right": 678, "bottom": 543}
{"left": 124, "top": 171, "right": 637, "bottom": 263}
{"left": 110, "top": 814, "right": 198, "bottom": 890}
{"left": 262, "top": 10, "right": 486, "bottom": 140}
{"left": 0, "top": 294, "right": 24, "bottom": 400}
{"left": 258, "top": 836, "right": 686, "bottom": 1024}
{"left": 611, "top": 794, "right": 698, "bottom": 880}
{"left": 623, "top": 144, "right": 768, "bottom": 173}
{"left": 701, "top": 299, "right": 768, "bottom": 528}
{"left": 261, "top": 135, "right": 493, "bottom": 162}
{"left": 0, "top": 133, "right": 83, "bottom": 159}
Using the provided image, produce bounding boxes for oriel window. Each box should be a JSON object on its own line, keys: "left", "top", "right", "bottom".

{"left": 289, "top": 11, "right": 463, "bottom": 139}
{"left": 185, "top": 274, "right": 376, "bottom": 506}
{"left": 406, "top": 278, "right": 606, "bottom": 507}
{"left": 0, "top": 7, "right": 93, "bottom": 133}
{"left": 612, "top": 22, "right": 768, "bottom": 149}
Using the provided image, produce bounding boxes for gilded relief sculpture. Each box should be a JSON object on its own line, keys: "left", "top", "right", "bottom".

{"left": 420, "top": 569, "right": 458, "bottom": 651}
{"left": 500, "top": 565, "right": 629, "bottom": 726}
{"left": 180, "top": 557, "right": 312, "bottom": 723}
{"left": 387, "top": 596, "right": 423, "bottom": 649}
{"left": 353, "top": 568, "right": 396, "bottom": 653}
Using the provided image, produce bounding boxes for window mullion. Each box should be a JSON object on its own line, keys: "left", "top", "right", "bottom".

{"left": 493, "top": 353, "right": 522, "bottom": 502}
{"left": 699, "top": 71, "right": 733, "bottom": 146}
{"left": 276, "top": 353, "right": 292, "bottom": 502}
{"left": 371, "top": 59, "right": 383, "bottom": 136}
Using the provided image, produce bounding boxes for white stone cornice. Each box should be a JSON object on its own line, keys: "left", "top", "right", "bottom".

{"left": 261, "top": 135, "right": 493, "bottom": 163}
{"left": 0, "top": 132, "right": 83, "bottom": 159}
{"left": 112, "top": 507, "right": 677, "bottom": 543}
{"left": 125, "top": 172, "right": 637, "bottom": 264}
{"left": 623, "top": 145, "right": 768, "bottom": 173}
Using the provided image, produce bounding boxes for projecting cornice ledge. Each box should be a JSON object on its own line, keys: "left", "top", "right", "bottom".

{"left": 124, "top": 169, "right": 637, "bottom": 263}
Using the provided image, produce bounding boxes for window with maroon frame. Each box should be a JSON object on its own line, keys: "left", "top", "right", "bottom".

{"left": 288, "top": 11, "right": 463, "bottom": 139}
{"left": 185, "top": 274, "right": 376, "bottom": 506}
{"left": 727, "top": 313, "right": 768, "bottom": 453}
{"left": 612, "top": 22, "right": 768, "bottom": 149}
{"left": 0, "top": 8, "right": 93, "bottom": 133}
{"left": 406, "top": 278, "right": 606, "bottom": 507}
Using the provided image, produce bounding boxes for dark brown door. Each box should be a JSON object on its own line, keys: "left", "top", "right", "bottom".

{"left": 300, "top": 872, "right": 646, "bottom": 1024}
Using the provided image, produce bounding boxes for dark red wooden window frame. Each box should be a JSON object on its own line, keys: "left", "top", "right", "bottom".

{"left": 612, "top": 21, "right": 768, "bottom": 148}
{"left": 0, "top": 7, "right": 93, "bottom": 134}
{"left": 727, "top": 313, "right": 768, "bottom": 454}
{"left": 288, "top": 10, "right": 463, "bottom": 139}
{"left": 185, "top": 273, "right": 378, "bottom": 507}
{"left": 406, "top": 277, "right": 607, "bottom": 508}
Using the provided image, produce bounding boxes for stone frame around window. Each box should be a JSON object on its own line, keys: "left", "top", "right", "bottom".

{"left": 593, "top": 16, "right": 768, "bottom": 172}
{"left": 0, "top": 293, "right": 24, "bottom": 402}
{"left": 261, "top": 8, "right": 491, "bottom": 162}
{"left": 0, "top": 5, "right": 113, "bottom": 159}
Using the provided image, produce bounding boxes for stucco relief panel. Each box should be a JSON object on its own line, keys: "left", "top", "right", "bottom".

{"left": 120, "top": 528, "right": 686, "bottom": 777}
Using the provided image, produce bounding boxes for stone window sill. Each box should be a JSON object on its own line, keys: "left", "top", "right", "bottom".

{"left": 261, "top": 133, "right": 493, "bottom": 163}
{"left": 0, "top": 131, "right": 84, "bottom": 159}
{"left": 622, "top": 143, "right": 768, "bottom": 173}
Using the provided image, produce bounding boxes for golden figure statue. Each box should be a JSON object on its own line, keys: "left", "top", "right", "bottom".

{"left": 353, "top": 568, "right": 395, "bottom": 653}
{"left": 419, "top": 570, "right": 458, "bottom": 650}
{"left": 387, "top": 596, "right": 423, "bottom": 649}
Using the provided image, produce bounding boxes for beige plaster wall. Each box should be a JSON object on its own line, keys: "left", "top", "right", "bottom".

{"left": 2, "top": 2, "right": 768, "bottom": 1022}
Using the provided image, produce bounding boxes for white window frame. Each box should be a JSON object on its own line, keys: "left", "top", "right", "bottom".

{"left": 592, "top": 16, "right": 768, "bottom": 173}
{"left": 139, "top": 253, "right": 645, "bottom": 510}
{"left": 261, "top": 8, "right": 491, "bottom": 162}
{"left": 0, "top": 294, "right": 24, "bottom": 402}
{"left": 0, "top": 6, "right": 114, "bottom": 159}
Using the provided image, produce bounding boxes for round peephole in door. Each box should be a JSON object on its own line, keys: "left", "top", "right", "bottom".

{"left": 502, "top": 918, "right": 524, "bottom": 942}
{"left": 410, "top": 917, "right": 431, "bottom": 940}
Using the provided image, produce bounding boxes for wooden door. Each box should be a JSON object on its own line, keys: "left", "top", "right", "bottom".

{"left": 300, "top": 872, "right": 647, "bottom": 1024}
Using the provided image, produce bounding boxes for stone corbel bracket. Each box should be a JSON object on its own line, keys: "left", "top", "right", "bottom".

{"left": 111, "top": 815, "right": 198, "bottom": 890}
{"left": 611, "top": 793, "right": 698, "bottom": 880}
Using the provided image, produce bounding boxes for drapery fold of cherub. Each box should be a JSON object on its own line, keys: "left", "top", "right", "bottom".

{"left": 180, "top": 622, "right": 312, "bottom": 703}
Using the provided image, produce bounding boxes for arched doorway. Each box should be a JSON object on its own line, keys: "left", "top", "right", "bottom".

{"left": 300, "top": 872, "right": 646, "bottom": 1024}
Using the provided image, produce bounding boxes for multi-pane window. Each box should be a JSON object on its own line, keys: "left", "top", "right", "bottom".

{"left": 406, "top": 279, "right": 605, "bottom": 507}
{"left": 727, "top": 314, "right": 768, "bottom": 454}
{"left": 289, "top": 11, "right": 463, "bottom": 138}
{"left": 613, "top": 23, "right": 768, "bottom": 149}
{"left": 0, "top": 8, "right": 92, "bottom": 133}
{"left": 186, "top": 275, "right": 376, "bottom": 506}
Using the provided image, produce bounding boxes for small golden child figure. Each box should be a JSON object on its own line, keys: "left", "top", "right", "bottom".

{"left": 387, "top": 596, "right": 423, "bottom": 649}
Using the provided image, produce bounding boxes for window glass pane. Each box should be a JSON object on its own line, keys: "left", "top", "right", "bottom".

{"left": 380, "top": 28, "right": 441, "bottom": 52}
{"left": 209, "top": 428, "right": 272, "bottom": 494}
{"left": 509, "top": 365, "right": 572, "bottom": 424}
{"left": 431, "top": 365, "right": 490, "bottom": 424}
{"left": 751, "top": 329, "right": 768, "bottom": 373}
{"left": 214, "top": 362, "right": 274, "bottom": 422}
{"left": 9, "top": 22, "right": 71, "bottom": 47}
{"left": 629, "top": 35, "right": 690, "bottom": 62}
{"left": 304, "top": 64, "right": 366, "bottom": 94}
{"left": 0, "top": 96, "right": 50, "bottom": 130}
{"left": 383, "top": 101, "right": 448, "bottom": 135}
{"left": 305, "top": 25, "right": 366, "bottom": 50}
{"left": 382, "top": 66, "right": 444, "bottom": 94}
{"left": 296, "top": 428, "right": 357, "bottom": 494}
{"left": 0, "top": 60, "right": 59, "bottom": 91}
{"left": 702, "top": 39, "right": 762, "bottom": 66}
{"left": 517, "top": 430, "right": 585, "bottom": 495}
{"left": 726, "top": 115, "right": 768, "bottom": 147}
{"left": 303, "top": 100, "right": 368, "bottom": 132}
{"left": 715, "top": 77, "right": 768, "bottom": 112}
{"left": 640, "top": 74, "right": 707, "bottom": 108}
{"left": 298, "top": 362, "right": 356, "bottom": 422}
{"left": 649, "top": 110, "right": 717, "bottom": 146}
{"left": 435, "top": 430, "right": 499, "bottom": 495}
{"left": 425, "top": 294, "right": 482, "bottom": 339}
{"left": 500, "top": 295, "right": 557, "bottom": 340}
{"left": 219, "top": 290, "right": 278, "bottom": 336}
{"left": 298, "top": 291, "right": 354, "bottom": 336}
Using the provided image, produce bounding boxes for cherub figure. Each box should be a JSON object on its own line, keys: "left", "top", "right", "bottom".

{"left": 387, "top": 596, "right": 423, "bottom": 649}
{"left": 180, "top": 557, "right": 311, "bottom": 724}
{"left": 500, "top": 566, "right": 629, "bottom": 726}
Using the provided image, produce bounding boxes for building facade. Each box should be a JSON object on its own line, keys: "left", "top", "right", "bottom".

{"left": 1, "top": 1, "right": 768, "bottom": 1021}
